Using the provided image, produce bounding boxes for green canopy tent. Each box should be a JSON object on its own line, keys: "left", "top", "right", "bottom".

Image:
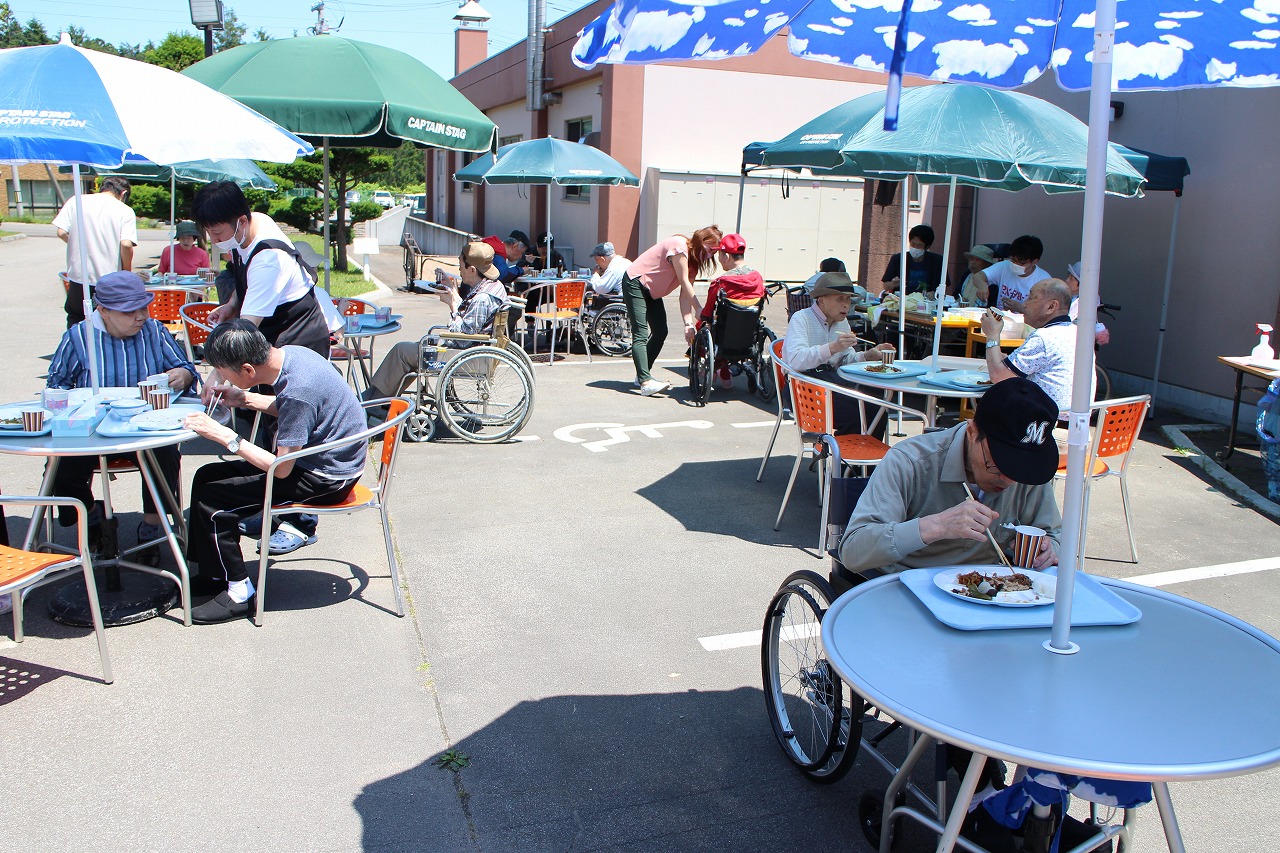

{"left": 184, "top": 35, "right": 497, "bottom": 286}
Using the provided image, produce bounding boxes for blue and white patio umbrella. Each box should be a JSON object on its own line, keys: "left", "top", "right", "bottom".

{"left": 0, "top": 34, "right": 311, "bottom": 388}
{"left": 572, "top": 0, "right": 1280, "bottom": 653}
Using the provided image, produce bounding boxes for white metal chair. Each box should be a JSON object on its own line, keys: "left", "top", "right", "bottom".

{"left": 1, "top": 496, "right": 113, "bottom": 683}
{"left": 757, "top": 338, "right": 794, "bottom": 482}
{"left": 253, "top": 398, "right": 414, "bottom": 626}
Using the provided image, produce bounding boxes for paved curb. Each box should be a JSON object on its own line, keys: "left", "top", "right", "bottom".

{"left": 0, "top": 232, "right": 28, "bottom": 243}
{"left": 1161, "top": 423, "right": 1280, "bottom": 522}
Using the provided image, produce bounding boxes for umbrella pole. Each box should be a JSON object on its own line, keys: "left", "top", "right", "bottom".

{"left": 735, "top": 170, "right": 746, "bottom": 233}
{"left": 169, "top": 173, "right": 177, "bottom": 273}
{"left": 1149, "top": 194, "right": 1182, "bottom": 413}
{"left": 72, "top": 165, "right": 101, "bottom": 391}
{"left": 1048, "top": 0, "right": 1118, "bottom": 657}
{"left": 928, "top": 177, "right": 957, "bottom": 375}
{"left": 547, "top": 184, "right": 556, "bottom": 366}
{"left": 323, "top": 138, "right": 332, "bottom": 292}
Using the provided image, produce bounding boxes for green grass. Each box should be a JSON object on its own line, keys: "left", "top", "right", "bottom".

{"left": 0, "top": 230, "right": 16, "bottom": 238}
{"left": 1, "top": 213, "right": 55, "bottom": 224}
{"left": 292, "top": 233, "right": 377, "bottom": 297}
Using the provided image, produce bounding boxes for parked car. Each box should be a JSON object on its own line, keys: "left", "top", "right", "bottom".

{"left": 373, "top": 190, "right": 395, "bottom": 209}
{"left": 345, "top": 190, "right": 361, "bottom": 204}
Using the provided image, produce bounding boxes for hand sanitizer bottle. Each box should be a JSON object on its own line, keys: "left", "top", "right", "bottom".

{"left": 1253, "top": 324, "right": 1276, "bottom": 361}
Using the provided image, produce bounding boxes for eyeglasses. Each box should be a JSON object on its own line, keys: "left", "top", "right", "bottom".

{"left": 979, "top": 440, "right": 1005, "bottom": 477}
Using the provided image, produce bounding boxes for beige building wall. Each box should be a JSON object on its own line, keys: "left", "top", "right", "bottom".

{"left": 975, "top": 74, "right": 1280, "bottom": 422}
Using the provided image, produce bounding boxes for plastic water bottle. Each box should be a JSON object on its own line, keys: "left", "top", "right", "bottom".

{"left": 1252, "top": 323, "right": 1275, "bottom": 361}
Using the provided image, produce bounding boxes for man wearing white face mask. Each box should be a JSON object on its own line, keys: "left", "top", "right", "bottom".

{"left": 971, "top": 234, "right": 1050, "bottom": 313}
{"left": 881, "top": 224, "right": 950, "bottom": 297}
{"left": 192, "top": 181, "right": 336, "bottom": 357}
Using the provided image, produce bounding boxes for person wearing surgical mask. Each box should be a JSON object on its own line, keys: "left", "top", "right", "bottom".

{"left": 880, "top": 224, "right": 950, "bottom": 297}
{"left": 971, "top": 234, "right": 1050, "bottom": 312}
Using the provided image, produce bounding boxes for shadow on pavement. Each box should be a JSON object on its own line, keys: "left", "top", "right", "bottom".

{"left": 355, "top": 687, "right": 868, "bottom": 852}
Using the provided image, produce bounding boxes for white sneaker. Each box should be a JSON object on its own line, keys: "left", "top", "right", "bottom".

{"left": 638, "top": 379, "right": 672, "bottom": 396}
{"left": 0, "top": 593, "right": 11, "bottom": 616}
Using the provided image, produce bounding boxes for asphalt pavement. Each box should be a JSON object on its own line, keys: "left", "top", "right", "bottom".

{"left": 2, "top": 225, "right": 1278, "bottom": 853}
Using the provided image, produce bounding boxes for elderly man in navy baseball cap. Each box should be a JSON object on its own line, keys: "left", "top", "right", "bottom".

{"left": 45, "top": 270, "right": 197, "bottom": 563}
{"left": 838, "top": 377, "right": 1062, "bottom": 580}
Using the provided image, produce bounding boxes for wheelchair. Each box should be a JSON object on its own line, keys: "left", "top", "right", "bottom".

{"left": 762, "top": 435, "right": 1139, "bottom": 853}
{"left": 688, "top": 291, "right": 777, "bottom": 406}
{"left": 584, "top": 293, "right": 631, "bottom": 357}
{"left": 396, "top": 300, "right": 536, "bottom": 444}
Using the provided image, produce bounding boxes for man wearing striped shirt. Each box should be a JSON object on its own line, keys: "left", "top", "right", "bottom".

{"left": 47, "top": 271, "right": 197, "bottom": 564}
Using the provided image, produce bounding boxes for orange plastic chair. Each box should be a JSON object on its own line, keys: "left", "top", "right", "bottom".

{"left": 1, "top": 496, "right": 112, "bottom": 683}
{"left": 757, "top": 338, "right": 794, "bottom": 482}
{"left": 330, "top": 298, "right": 373, "bottom": 365}
{"left": 180, "top": 301, "right": 216, "bottom": 366}
{"left": 252, "top": 398, "right": 414, "bottom": 626}
{"left": 524, "top": 280, "right": 591, "bottom": 366}
{"left": 1055, "top": 394, "right": 1150, "bottom": 563}
{"left": 147, "top": 287, "right": 194, "bottom": 339}
{"left": 775, "top": 372, "right": 914, "bottom": 547}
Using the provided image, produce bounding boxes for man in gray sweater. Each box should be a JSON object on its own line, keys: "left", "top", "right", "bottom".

{"left": 839, "top": 377, "right": 1062, "bottom": 575}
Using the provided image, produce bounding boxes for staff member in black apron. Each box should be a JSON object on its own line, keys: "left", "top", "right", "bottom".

{"left": 193, "top": 181, "right": 339, "bottom": 555}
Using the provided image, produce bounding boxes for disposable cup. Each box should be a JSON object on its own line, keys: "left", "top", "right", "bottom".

{"left": 880, "top": 349, "right": 896, "bottom": 367}
{"left": 137, "top": 380, "right": 158, "bottom": 400}
{"left": 375, "top": 306, "right": 392, "bottom": 323}
{"left": 147, "top": 389, "right": 171, "bottom": 410}
{"left": 42, "top": 388, "right": 70, "bottom": 412}
{"left": 1012, "top": 525, "right": 1046, "bottom": 569}
{"left": 147, "top": 372, "right": 171, "bottom": 391}
{"left": 345, "top": 314, "right": 362, "bottom": 334}
{"left": 21, "top": 408, "right": 44, "bottom": 432}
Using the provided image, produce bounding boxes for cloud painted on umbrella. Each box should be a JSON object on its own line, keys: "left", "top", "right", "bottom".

{"left": 573, "top": 0, "right": 1280, "bottom": 91}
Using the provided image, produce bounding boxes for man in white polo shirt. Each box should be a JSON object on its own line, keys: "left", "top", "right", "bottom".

{"left": 980, "top": 278, "right": 1085, "bottom": 416}
{"left": 52, "top": 176, "right": 137, "bottom": 328}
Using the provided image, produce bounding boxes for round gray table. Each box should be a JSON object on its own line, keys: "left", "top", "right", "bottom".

{"left": 837, "top": 357, "right": 987, "bottom": 428}
{"left": 0, "top": 426, "right": 195, "bottom": 627}
{"left": 339, "top": 319, "right": 402, "bottom": 393}
{"left": 821, "top": 574, "right": 1280, "bottom": 852}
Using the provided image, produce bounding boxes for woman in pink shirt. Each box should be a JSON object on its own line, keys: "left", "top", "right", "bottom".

{"left": 622, "top": 225, "right": 722, "bottom": 396}
{"left": 157, "top": 220, "right": 211, "bottom": 275}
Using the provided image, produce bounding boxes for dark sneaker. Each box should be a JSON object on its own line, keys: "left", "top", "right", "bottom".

{"left": 191, "top": 591, "right": 254, "bottom": 624}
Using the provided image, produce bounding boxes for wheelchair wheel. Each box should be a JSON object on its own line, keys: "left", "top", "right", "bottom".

{"left": 437, "top": 347, "right": 534, "bottom": 443}
{"left": 590, "top": 303, "right": 632, "bottom": 357}
{"left": 859, "top": 789, "right": 905, "bottom": 851}
{"left": 505, "top": 340, "right": 537, "bottom": 378}
{"left": 763, "top": 569, "right": 863, "bottom": 783}
{"left": 753, "top": 327, "right": 778, "bottom": 403}
{"left": 403, "top": 408, "right": 435, "bottom": 443}
{"left": 689, "top": 325, "right": 714, "bottom": 405}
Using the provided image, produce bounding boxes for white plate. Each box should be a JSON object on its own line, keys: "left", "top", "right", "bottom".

{"left": 838, "top": 361, "right": 930, "bottom": 380}
{"left": 933, "top": 567, "right": 1056, "bottom": 607}
{"left": 937, "top": 370, "right": 993, "bottom": 390}
{"left": 129, "top": 409, "right": 187, "bottom": 431}
{"left": 412, "top": 279, "right": 451, "bottom": 293}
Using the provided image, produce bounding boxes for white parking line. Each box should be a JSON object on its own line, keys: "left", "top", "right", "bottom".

{"left": 1126, "top": 556, "right": 1280, "bottom": 587}
{"left": 699, "top": 556, "right": 1280, "bottom": 651}
{"left": 731, "top": 420, "right": 781, "bottom": 429}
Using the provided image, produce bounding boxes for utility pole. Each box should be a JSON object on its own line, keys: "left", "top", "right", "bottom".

{"left": 310, "top": 2, "right": 331, "bottom": 35}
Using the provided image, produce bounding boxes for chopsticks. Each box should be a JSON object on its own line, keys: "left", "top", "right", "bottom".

{"left": 962, "top": 483, "right": 1012, "bottom": 569}
{"left": 205, "top": 383, "right": 224, "bottom": 417}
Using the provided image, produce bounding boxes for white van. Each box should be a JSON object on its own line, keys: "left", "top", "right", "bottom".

{"left": 373, "top": 190, "right": 394, "bottom": 209}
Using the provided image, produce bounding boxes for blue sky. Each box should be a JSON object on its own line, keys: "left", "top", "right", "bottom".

{"left": 14, "top": 0, "right": 584, "bottom": 78}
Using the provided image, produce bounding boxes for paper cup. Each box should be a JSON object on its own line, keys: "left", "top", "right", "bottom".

{"left": 202, "top": 269, "right": 217, "bottom": 283}
{"left": 880, "top": 349, "right": 896, "bottom": 367}
{"left": 375, "top": 306, "right": 392, "bottom": 323}
{"left": 344, "top": 314, "right": 362, "bottom": 334}
{"left": 21, "top": 408, "right": 44, "bottom": 432}
{"left": 137, "top": 380, "right": 158, "bottom": 401}
{"left": 1012, "top": 525, "right": 1046, "bottom": 569}
{"left": 146, "top": 389, "right": 171, "bottom": 410}
{"left": 42, "top": 388, "right": 69, "bottom": 412}
{"left": 147, "top": 372, "right": 171, "bottom": 392}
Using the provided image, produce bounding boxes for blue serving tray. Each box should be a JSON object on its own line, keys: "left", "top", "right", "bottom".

{"left": 901, "top": 566, "right": 1141, "bottom": 631}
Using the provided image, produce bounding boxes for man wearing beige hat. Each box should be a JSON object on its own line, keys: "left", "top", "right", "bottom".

{"left": 959, "top": 244, "right": 996, "bottom": 305}
{"left": 365, "top": 241, "right": 508, "bottom": 401}
{"left": 783, "top": 271, "right": 896, "bottom": 433}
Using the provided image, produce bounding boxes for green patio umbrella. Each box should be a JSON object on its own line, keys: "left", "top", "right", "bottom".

{"left": 759, "top": 83, "right": 1146, "bottom": 375}
{"left": 455, "top": 137, "right": 638, "bottom": 282}
{"left": 94, "top": 155, "right": 277, "bottom": 189}
{"left": 184, "top": 35, "right": 497, "bottom": 286}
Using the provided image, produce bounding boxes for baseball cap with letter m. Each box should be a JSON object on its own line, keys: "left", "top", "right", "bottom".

{"left": 973, "top": 377, "right": 1060, "bottom": 485}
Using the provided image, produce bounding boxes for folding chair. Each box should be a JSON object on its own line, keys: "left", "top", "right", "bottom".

{"left": 1, "top": 496, "right": 113, "bottom": 683}
{"left": 523, "top": 279, "right": 591, "bottom": 365}
{"left": 1056, "top": 394, "right": 1150, "bottom": 563}
{"left": 757, "top": 338, "right": 793, "bottom": 482}
{"left": 253, "top": 398, "right": 414, "bottom": 626}
{"left": 774, "top": 371, "right": 921, "bottom": 548}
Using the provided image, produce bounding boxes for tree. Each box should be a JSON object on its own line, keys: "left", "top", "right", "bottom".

{"left": 142, "top": 32, "right": 204, "bottom": 71}
{"left": 64, "top": 25, "right": 119, "bottom": 55}
{"left": 0, "top": 3, "right": 50, "bottom": 48}
{"left": 215, "top": 7, "right": 247, "bottom": 52}
{"left": 261, "top": 149, "right": 392, "bottom": 271}
{"left": 254, "top": 28, "right": 271, "bottom": 42}
{"left": 368, "top": 141, "right": 428, "bottom": 191}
